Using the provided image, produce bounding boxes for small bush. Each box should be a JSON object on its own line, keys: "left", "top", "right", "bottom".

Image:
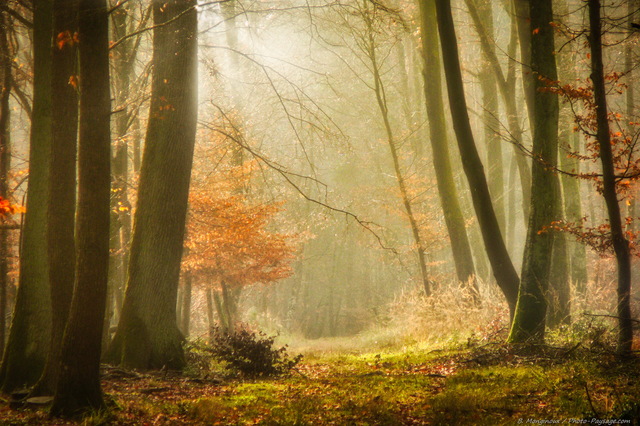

{"left": 209, "top": 326, "right": 302, "bottom": 377}
{"left": 184, "top": 339, "right": 219, "bottom": 376}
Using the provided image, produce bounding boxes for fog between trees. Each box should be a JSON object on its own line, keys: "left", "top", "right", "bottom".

{"left": 0, "top": 0, "right": 638, "bottom": 418}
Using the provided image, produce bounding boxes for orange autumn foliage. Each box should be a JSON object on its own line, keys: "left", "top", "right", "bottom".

{"left": 0, "top": 196, "right": 20, "bottom": 217}
{"left": 182, "top": 157, "right": 297, "bottom": 288}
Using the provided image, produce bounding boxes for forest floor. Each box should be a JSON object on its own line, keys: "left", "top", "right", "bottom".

{"left": 0, "top": 337, "right": 639, "bottom": 425}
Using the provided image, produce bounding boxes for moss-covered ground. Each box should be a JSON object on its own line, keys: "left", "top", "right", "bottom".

{"left": 0, "top": 339, "right": 638, "bottom": 425}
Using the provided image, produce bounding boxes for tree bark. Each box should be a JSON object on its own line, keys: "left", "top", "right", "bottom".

{"left": 50, "top": 0, "right": 111, "bottom": 417}
{"left": 181, "top": 274, "right": 192, "bottom": 337}
{"left": 435, "top": 0, "right": 520, "bottom": 313}
{"left": 587, "top": 0, "right": 633, "bottom": 355}
{"left": 106, "top": 0, "right": 198, "bottom": 370}
{"left": 418, "top": 0, "right": 477, "bottom": 295}
{"left": 0, "top": 0, "right": 52, "bottom": 393}
{"left": 31, "top": 0, "right": 78, "bottom": 397}
{"left": 508, "top": 0, "right": 559, "bottom": 343}
{"left": 0, "top": 9, "right": 13, "bottom": 357}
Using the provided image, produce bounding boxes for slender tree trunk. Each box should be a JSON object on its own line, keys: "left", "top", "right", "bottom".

{"left": 508, "top": 0, "right": 559, "bottom": 343}
{"left": 465, "top": 0, "right": 531, "bottom": 221}
{"left": 0, "top": 0, "right": 53, "bottom": 393}
{"left": 548, "top": 186, "right": 571, "bottom": 327}
{"left": 588, "top": 0, "right": 633, "bottom": 355}
{"left": 435, "top": 0, "right": 520, "bottom": 313}
{"left": 363, "top": 3, "right": 431, "bottom": 295}
{"left": 181, "top": 274, "right": 192, "bottom": 337}
{"left": 626, "top": 0, "right": 637, "bottom": 234}
{"left": 50, "top": 0, "right": 111, "bottom": 417}
{"left": 206, "top": 287, "right": 215, "bottom": 341}
{"left": 556, "top": 0, "right": 588, "bottom": 293}
{"left": 0, "top": 10, "right": 12, "bottom": 357}
{"left": 418, "top": 0, "right": 477, "bottom": 296}
{"left": 513, "top": 0, "right": 535, "bottom": 128}
{"left": 31, "top": 0, "right": 78, "bottom": 397}
{"left": 107, "top": 0, "right": 198, "bottom": 370}
{"left": 476, "top": 0, "right": 505, "bottom": 234}
{"left": 109, "top": 0, "right": 136, "bottom": 319}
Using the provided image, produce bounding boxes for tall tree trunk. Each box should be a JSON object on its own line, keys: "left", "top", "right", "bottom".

{"left": 50, "top": 0, "right": 111, "bottom": 417}
{"left": 418, "top": 0, "right": 477, "bottom": 295}
{"left": 362, "top": 3, "right": 431, "bottom": 295}
{"left": 106, "top": 0, "right": 198, "bottom": 370}
{"left": 31, "top": 0, "right": 78, "bottom": 397}
{"left": 626, "top": 0, "right": 637, "bottom": 234}
{"left": 181, "top": 274, "right": 192, "bottom": 337}
{"left": 435, "top": 0, "right": 520, "bottom": 313}
{"left": 109, "top": 0, "right": 137, "bottom": 320}
{"left": 465, "top": 0, "right": 531, "bottom": 221}
{"left": 0, "top": 9, "right": 13, "bottom": 357}
{"left": 556, "top": 0, "right": 587, "bottom": 293}
{"left": 508, "top": 0, "right": 559, "bottom": 343}
{"left": 548, "top": 186, "right": 571, "bottom": 327}
{"left": 476, "top": 0, "right": 505, "bottom": 234}
{"left": 513, "top": 0, "right": 535, "bottom": 128}
{"left": 588, "top": 0, "right": 633, "bottom": 355}
{"left": 0, "top": 0, "right": 53, "bottom": 393}
{"left": 206, "top": 288, "right": 215, "bottom": 341}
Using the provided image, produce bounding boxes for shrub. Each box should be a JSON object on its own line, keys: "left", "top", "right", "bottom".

{"left": 209, "top": 326, "right": 302, "bottom": 377}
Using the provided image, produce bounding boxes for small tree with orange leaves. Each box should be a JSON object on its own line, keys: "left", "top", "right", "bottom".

{"left": 182, "top": 146, "right": 297, "bottom": 333}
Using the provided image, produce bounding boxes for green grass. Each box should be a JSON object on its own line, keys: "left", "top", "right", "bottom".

{"left": 180, "top": 344, "right": 640, "bottom": 425}
{"left": 2, "top": 339, "right": 638, "bottom": 425}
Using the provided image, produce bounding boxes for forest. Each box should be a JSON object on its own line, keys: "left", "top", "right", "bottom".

{"left": 0, "top": 0, "right": 638, "bottom": 424}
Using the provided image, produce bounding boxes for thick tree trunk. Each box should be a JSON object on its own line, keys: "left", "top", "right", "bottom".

{"left": 435, "top": 0, "right": 519, "bottom": 313}
{"left": 508, "top": 0, "right": 559, "bottom": 343}
{"left": 418, "top": 0, "right": 477, "bottom": 295}
{"left": 588, "top": 0, "right": 633, "bottom": 355}
{"left": 50, "top": 0, "right": 111, "bottom": 417}
{"left": 0, "top": 0, "right": 53, "bottom": 393}
{"left": 31, "top": 0, "right": 78, "bottom": 397}
{"left": 106, "top": 0, "right": 198, "bottom": 370}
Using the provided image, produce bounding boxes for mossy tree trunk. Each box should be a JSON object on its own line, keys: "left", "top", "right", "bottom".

{"left": 31, "top": 0, "right": 78, "bottom": 397}
{"left": 106, "top": 0, "right": 198, "bottom": 370}
{"left": 508, "top": 0, "right": 559, "bottom": 343}
{"left": 418, "top": 0, "right": 477, "bottom": 297}
{"left": 435, "top": 0, "right": 520, "bottom": 314}
{"left": 50, "top": 0, "right": 111, "bottom": 417}
{"left": 0, "top": 0, "right": 53, "bottom": 393}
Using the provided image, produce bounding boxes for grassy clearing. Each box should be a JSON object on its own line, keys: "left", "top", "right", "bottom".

{"left": 0, "top": 335, "right": 638, "bottom": 424}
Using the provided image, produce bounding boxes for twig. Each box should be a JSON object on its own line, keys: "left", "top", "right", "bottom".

{"left": 584, "top": 381, "right": 600, "bottom": 419}
{"left": 583, "top": 312, "right": 640, "bottom": 325}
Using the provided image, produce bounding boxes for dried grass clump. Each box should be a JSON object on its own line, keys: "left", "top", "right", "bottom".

{"left": 386, "top": 277, "right": 509, "bottom": 345}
